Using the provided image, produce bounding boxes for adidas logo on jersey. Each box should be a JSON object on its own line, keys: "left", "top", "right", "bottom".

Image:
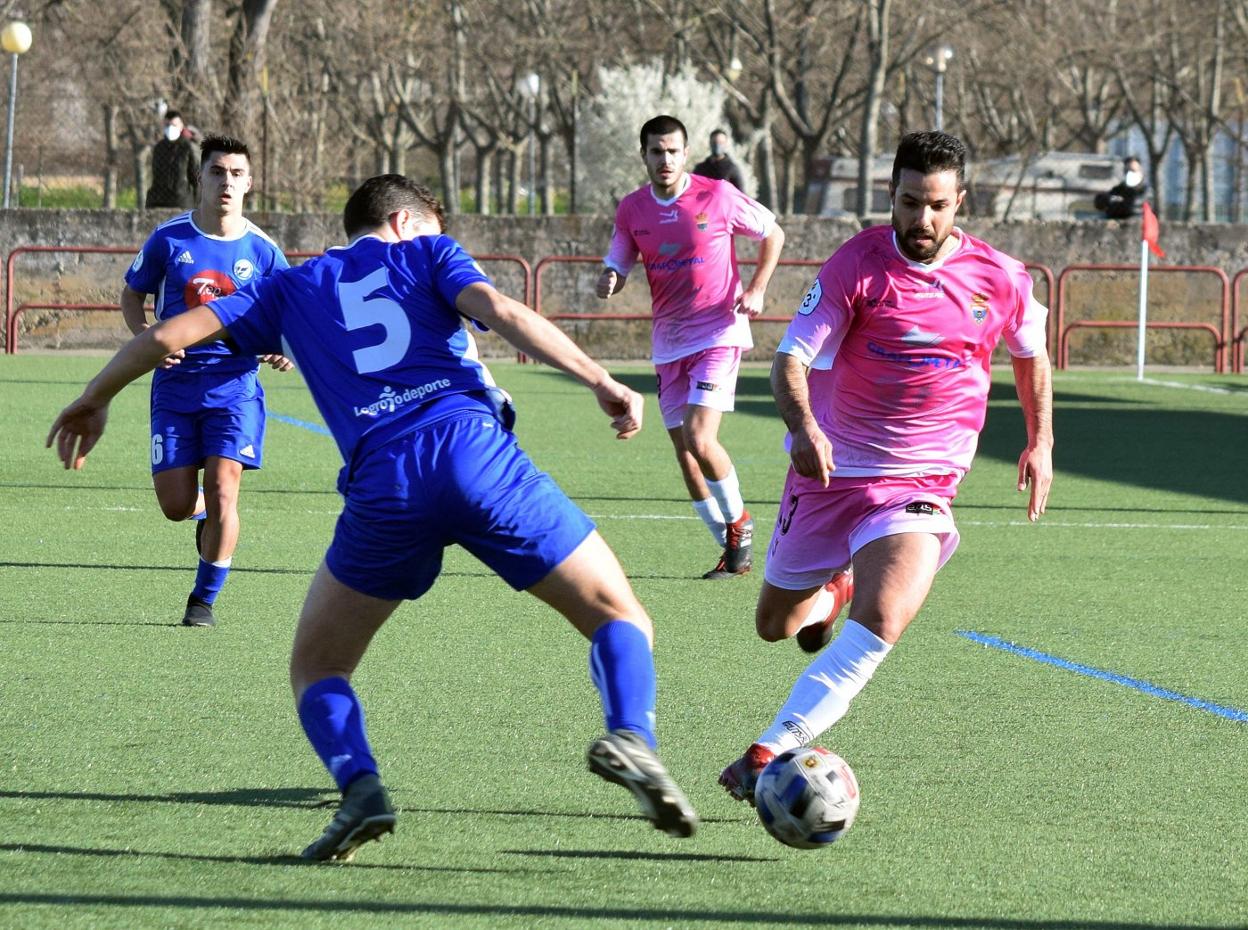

{"left": 176, "top": 250, "right": 194, "bottom": 264}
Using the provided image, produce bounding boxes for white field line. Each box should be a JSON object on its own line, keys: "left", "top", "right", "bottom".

{"left": 57, "top": 506, "right": 1248, "bottom": 532}
{"left": 1134, "top": 377, "right": 1241, "bottom": 395}
{"left": 586, "top": 513, "right": 1248, "bottom": 531}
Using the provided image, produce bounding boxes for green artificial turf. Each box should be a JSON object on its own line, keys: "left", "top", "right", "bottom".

{"left": 1, "top": 356, "right": 1246, "bottom": 929}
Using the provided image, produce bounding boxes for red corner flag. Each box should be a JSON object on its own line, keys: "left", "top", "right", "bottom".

{"left": 1142, "top": 201, "right": 1165, "bottom": 258}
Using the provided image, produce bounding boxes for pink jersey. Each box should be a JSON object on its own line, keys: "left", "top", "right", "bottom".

{"left": 604, "top": 173, "right": 776, "bottom": 364}
{"left": 777, "top": 225, "right": 1047, "bottom": 478}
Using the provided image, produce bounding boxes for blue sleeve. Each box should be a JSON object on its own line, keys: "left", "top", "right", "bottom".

{"left": 428, "top": 235, "right": 492, "bottom": 306}
{"left": 124, "top": 232, "right": 171, "bottom": 294}
{"left": 209, "top": 275, "right": 284, "bottom": 355}
{"left": 268, "top": 244, "right": 291, "bottom": 273}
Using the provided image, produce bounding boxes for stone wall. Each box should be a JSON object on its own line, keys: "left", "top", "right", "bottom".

{"left": 5, "top": 208, "right": 1248, "bottom": 364}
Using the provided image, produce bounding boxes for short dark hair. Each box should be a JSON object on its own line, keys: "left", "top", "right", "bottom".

{"left": 891, "top": 130, "right": 967, "bottom": 188}
{"left": 199, "top": 134, "right": 250, "bottom": 167}
{"left": 164, "top": 110, "right": 183, "bottom": 123}
{"left": 639, "top": 115, "right": 688, "bottom": 150}
{"left": 710, "top": 128, "right": 728, "bottom": 138}
{"left": 343, "top": 174, "right": 446, "bottom": 238}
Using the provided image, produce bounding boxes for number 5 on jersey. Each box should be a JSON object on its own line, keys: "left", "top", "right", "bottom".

{"left": 339, "top": 269, "right": 412, "bottom": 374}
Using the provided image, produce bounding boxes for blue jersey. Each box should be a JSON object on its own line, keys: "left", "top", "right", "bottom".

{"left": 207, "top": 234, "right": 496, "bottom": 464}
{"left": 125, "top": 212, "right": 289, "bottom": 408}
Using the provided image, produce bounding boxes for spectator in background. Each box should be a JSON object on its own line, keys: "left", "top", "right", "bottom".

{"left": 692, "top": 129, "right": 746, "bottom": 192}
{"left": 146, "top": 110, "right": 199, "bottom": 209}
{"left": 1094, "top": 156, "right": 1147, "bottom": 220}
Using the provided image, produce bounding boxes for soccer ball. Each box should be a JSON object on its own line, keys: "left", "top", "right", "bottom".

{"left": 754, "top": 746, "right": 860, "bottom": 849}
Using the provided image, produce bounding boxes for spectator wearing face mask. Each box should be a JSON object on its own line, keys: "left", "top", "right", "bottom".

{"left": 146, "top": 110, "right": 200, "bottom": 210}
{"left": 1094, "top": 156, "right": 1147, "bottom": 220}
{"left": 692, "top": 128, "right": 746, "bottom": 192}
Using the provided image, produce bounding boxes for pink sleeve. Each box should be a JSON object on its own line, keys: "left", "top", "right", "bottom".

{"left": 777, "top": 255, "right": 854, "bottom": 368}
{"left": 1002, "top": 267, "right": 1048, "bottom": 358}
{"left": 603, "top": 204, "right": 639, "bottom": 277}
{"left": 725, "top": 185, "right": 776, "bottom": 241}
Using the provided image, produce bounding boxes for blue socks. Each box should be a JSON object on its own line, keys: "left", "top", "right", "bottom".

{"left": 589, "top": 620, "right": 658, "bottom": 748}
{"left": 190, "top": 558, "right": 230, "bottom": 605}
{"left": 297, "top": 676, "right": 378, "bottom": 792}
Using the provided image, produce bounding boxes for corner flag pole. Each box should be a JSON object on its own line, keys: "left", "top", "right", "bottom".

{"left": 1136, "top": 235, "right": 1149, "bottom": 382}
{"left": 1137, "top": 201, "right": 1165, "bottom": 382}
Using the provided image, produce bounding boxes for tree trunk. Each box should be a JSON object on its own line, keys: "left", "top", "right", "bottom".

{"left": 439, "top": 135, "right": 456, "bottom": 215}
{"left": 856, "top": 0, "right": 891, "bottom": 218}
{"left": 475, "top": 145, "right": 493, "bottom": 215}
{"left": 223, "top": 0, "right": 279, "bottom": 142}
{"left": 133, "top": 143, "right": 152, "bottom": 212}
{"left": 539, "top": 133, "right": 553, "bottom": 215}
{"left": 102, "top": 105, "right": 118, "bottom": 209}
{"left": 506, "top": 148, "right": 519, "bottom": 214}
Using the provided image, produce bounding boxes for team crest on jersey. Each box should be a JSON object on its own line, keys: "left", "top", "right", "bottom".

{"left": 233, "top": 258, "right": 255, "bottom": 281}
{"left": 695, "top": 211, "right": 709, "bottom": 231}
{"left": 970, "top": 292, "right": 989, "bottom": 324}
{"left": 797, "top": 280, "right": 822, "bottom": 315}
{"left": 184, "top": 270, "right": 238, "bottom": 307}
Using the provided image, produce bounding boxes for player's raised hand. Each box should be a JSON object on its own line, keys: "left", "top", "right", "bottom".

{"left": 260, "top": 353, "right": 295, "bottom": 372}
{"left": 734, "top": 285, "right": 765, "bottom": 319}
{"left": 47, "top": 396, "right": 109, "bottom": 470}
{"left": 595, "top": 268, "right": 619, "bottom": 300}
{"left": 592, "top": 377, "right": 644, "bottom": 440}
{"left": 1017, "top": 443, "right": 1053, "bottom": 522}
{"left": 790, "top": 425, "right": 834, "bottom": 488}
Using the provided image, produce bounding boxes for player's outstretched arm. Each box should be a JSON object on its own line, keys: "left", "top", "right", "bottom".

{"left": 120, "top": 285, "right": 185, "bottom": 369}
{"left": 456, "top": 282, "right": 642, "bottom": 439}
{"left": 47, "top": 306, "right": 229, "bottom": 470}
{"left": 1011, "top": 350, "right": 1054, "bottom": 522}
{"left": 771, "top": 351, "right": 833, "bottom": 487}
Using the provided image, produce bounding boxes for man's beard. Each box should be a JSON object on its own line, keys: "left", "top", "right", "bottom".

{"left": 892, "top": 215, "right": 943, "bottom": 262}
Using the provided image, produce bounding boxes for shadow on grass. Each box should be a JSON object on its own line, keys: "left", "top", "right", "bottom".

{"left": 0, "top": 842, "right": 536, "bottom": 873}
{"left": 0, "top": 892, "right": 1236, "bottom": 928}
{"left": 620, "top": 370, "right": 1248, "bottom": 507}
{"left": 503, "top": 847, "right": 778, "bottom": 863}
{"left": 980, "top": 381, "right": 1248, "bottom": 505}
{"left": 0, "top": 788, "right": 738, "bottom": 826}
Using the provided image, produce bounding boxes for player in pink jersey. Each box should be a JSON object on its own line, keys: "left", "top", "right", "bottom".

{"left": 719, "top": 131, "right": 1054, "bottom": 802}
{"left": 596, "top": 115, "right": 785, "bottom": 579}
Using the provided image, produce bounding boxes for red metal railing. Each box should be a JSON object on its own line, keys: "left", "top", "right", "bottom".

{"left": 1054, "top": 263, "right": 1230, "bottom": 371}
{"left": 1230, "top": 268, "right": 1248, "bottom": 373}
{"left": 5, "top": 246, "right": 533, "bottom": 354}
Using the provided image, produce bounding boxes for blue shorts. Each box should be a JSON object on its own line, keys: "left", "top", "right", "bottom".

{"left": 150, "top": 394, "right": 266, "bottom": 474}
{"left": 325, "top": 412, "right": 595, "bottom": 601}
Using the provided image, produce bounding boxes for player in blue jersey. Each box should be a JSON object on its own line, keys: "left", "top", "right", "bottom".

{"left": 121, "top": 134, "right": 293, "bottom": 628}
{"left": 50, "top": 174, "right": 699, "bottom": 860}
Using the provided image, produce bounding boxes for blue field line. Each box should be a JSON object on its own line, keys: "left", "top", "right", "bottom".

{"left": 269, "top": 412, "right": 332, "bottom": 437}
{"left": 956, "top": 630, "right": 1248, "bottom": 723}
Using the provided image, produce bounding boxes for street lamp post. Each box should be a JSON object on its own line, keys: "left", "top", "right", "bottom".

{"left": 1, "top": 21, "right": 32, "bottom": 209}
{"left": 518, "top": 72, "right": 540, "bottom": 216}
{"left": 923, "top": 44, "right": 954, "bottom": 132}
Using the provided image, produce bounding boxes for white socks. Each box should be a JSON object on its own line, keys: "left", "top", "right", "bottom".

{"left": 692, "top": 498, "right": 727, "bottom": 545}
{"left": 758, "top": 619, "right": 893, "bottom": 753}
{"left": 795, "top": 585, "right": 838, "bottom": 632}
{"left": 706, "top": 467, "right": 745, "bottom": 523}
